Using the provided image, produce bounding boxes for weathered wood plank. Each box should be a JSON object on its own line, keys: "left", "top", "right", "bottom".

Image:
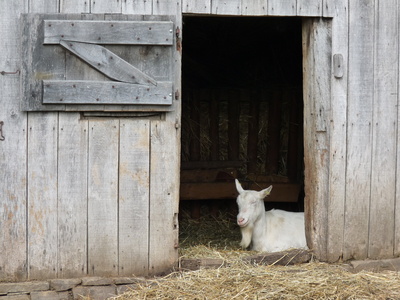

{"left": 21, "top": 14, "right": 66, "bottom": 111}
{"left": 149, "top": 121, "right": 179, "bottom": 274}
{"left": 241, "top": 0, "right": 267, "bottom": 15}
{"left": 212, "top": 0, "right": 241, "bottom": 15}
{"left": 182, "top": 0, "right": 211, "bottom": 13}
{"left": 302, "top": 18, "right": 331, "bottom": 261}
{"left": 268, "top": 0, "right": 296, "bottom": 16}
{"left": 59, "top": 41, "right": 157, "bottom": 85}
{"left": 146, "top": 13, "right": 181, "bottom": 275}
{"left": 344, "top": 0, "right": 374, "bottom": 261}
{"left": 63, "top": 14, "right": 107, "bottom": 112}
{"left": 122, "top": 0, "right": 152, "bottom": 14}
{"left": 91, "top": 0, "right": 121, "bottom": 13}
{"left": 60, "top": 0, "right": 89, "bottom": 13}
{"left": 369, "top": 0, "right": 397, "bottom": 259}
{"left": 297, "top": 0, "right": 322, "bottom": 16}
{"left": 43, "top": 80, "right": 173, "bottom": 105}
{"left": 27, "top": 112, "right": 59, "bottom": 280}
{"left": 44, "top": 20, "right": 174, "bottom": 45}
{"left": 152, "top": 0, "right": 182, "bottom": 15}
{"left": 326, "top": 0, "right": 348, "bottom": 263}
{"left": 58, "top": 113, "right": 88, "bottom": 278}
{"left": 88, "top": 119, "right": 119, "bottom": 276}
{"left": 26, "top": 0, "right": 60, "bottom": 281}
{"left": 0, "top": 0, "right": 28, "bottom": 281}
{"left": 119, "top": 119, "right": 150, "bottom": 276}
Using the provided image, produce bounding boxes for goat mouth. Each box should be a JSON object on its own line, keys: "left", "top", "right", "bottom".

{"left": 238, "top": 221, "right": 249, "bottom": 228}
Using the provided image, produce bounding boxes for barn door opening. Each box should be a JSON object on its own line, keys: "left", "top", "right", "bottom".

{"left": 180, "top": 16, "right": 304, "bottom": 220}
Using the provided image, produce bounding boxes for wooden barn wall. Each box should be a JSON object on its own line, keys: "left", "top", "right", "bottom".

{"left": 0, "top": 0, "right": 182, "bottom": 280}
{"left": 1, "top": 0, "right": 400, "bottom": 281}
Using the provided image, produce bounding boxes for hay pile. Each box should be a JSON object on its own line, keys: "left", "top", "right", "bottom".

{"left": 113, "top": 211, "right": 400, "bottom": 299}
{"left": 114, "top": 262, "right": 400, "bottom": 299}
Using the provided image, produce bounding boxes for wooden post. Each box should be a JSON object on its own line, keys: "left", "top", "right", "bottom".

{"left": 266, "top": 90, "right": 282, "bottom": 175}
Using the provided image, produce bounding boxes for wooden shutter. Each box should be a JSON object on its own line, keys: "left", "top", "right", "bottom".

{"left": 21, "top": 14, "right": 177, "bottom": 112}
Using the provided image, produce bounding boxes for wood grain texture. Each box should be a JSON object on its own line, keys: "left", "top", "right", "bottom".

{"left": 26, "top": 0, "right": 60, "bottom": 281}
{"left": 182, "top": 0, "right": 211, "bottom": 13}
{"left": 268, "top": 0, "right": 296, "bottom": 16}
{"left": 149, "top": 121, "right": 179, "bottom": 274}
{"left": 344, "top": 0, "right": 374, "bottom": 261}
{"left": 60, "top": 0, "right": 89, "bottom": 13}
{"left": 302, "top": 18, "right": 331, "bottom": 261}
{"left": 59, "top": 40, "right": 157, "bottom": 85}
{"left": 57, "top": 113, "right": 88, "bottom": 278}
{"left": 27, "top": 112, "right": 59, "bottom": 280}
{"left": 326, "top": 0, "right": 348, "bottom": 263}
{"left": 44, "top": 20, "right": 174, "bottom": 45}
{"left": 91, "top": 0, "right": 121, "bottom": 13}
{"left": 241, "top": 0, "right": 267, "bottom": 15}
{"left": 118, "top": 119, "right": 150, "bottom": 276}
{"left": 43, "top": 80, "right": 173, "bottom": 105}
{"left": 212, "top": 0, "right": 241, "bottom": 15}
{"left": 21, "top": 14, "right": 67, "bottom": 111}
{"left": 297, "top": 0, "right": 322, "bottom": 16}
{"left": 88, "top": 119, "right": 119, "bottom": 276}
{"left": 369, "top": 0, "right": 397, "bottom": 259}
{"left": 0, "top": 0, "right": 28, "bottom": 281}
{"left": 122, "top": 0, "right": 152, "bottom": 14}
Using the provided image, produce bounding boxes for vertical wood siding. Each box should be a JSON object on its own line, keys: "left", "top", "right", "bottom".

{"left": 344, "top": 0, "right": 375, "bottom": 261}
{"left": 302, "top": 18, "right": 331, "bottom": 262}
{"left": 2, "top": 0, "right": 400, "bottom": 281}
{"left": 326, "top": 0, "right": 348, "bottom": 263}
{"left": 0, "top": 0, "right": 27, "bottom": 281}
{"left": 369, "top": 0, "right": 398, "bottom": 259}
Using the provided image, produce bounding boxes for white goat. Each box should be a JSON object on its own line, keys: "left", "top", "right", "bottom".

{"left": 235, "top": 179, "right": 307, "bottom": 252}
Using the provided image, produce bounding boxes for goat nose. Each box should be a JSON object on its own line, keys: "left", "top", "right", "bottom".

{"left": 237, "top": 217, "right": 245, "bottom": 225}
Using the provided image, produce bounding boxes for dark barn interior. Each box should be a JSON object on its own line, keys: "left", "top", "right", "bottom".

{"left": 180, "top": 16, "right": 304, "bottom": 218}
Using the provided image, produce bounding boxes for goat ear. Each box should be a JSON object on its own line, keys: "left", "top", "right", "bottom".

{"left": 235, "top": 179, "right": 244, "bottom": 194}
{"left": 259, "top": 185, "right": 272, "bottom": 199}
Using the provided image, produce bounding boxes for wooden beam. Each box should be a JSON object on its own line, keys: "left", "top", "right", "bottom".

{"left": 181, "top": 160, "right": 243, "bottom": 169}
{"left": 180, "top": 182, "right": 300, "bottom": 202}
{"left": 42, "top": 80, "right": 173, "bottom": 105}
{"left": 59, "top": 41, "right": 157, "bottom": 85}
{"left": 44, "top": 20, "right": 174, "bottom": 45}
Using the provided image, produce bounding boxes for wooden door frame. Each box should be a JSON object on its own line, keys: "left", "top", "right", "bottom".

{"left": 302, "top": 17, "right": 332, "bottom": 261}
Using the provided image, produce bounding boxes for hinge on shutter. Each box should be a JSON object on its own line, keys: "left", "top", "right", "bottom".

{"left": 176, "top": 27, "right": 181, "bottom": 52}
{"left": 175, "top": 89, "right": 180, "bottom": 100}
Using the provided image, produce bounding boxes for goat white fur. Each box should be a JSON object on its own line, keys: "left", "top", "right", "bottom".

{"left": 235, "top": 179, "right": 307, "bottom": 252}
